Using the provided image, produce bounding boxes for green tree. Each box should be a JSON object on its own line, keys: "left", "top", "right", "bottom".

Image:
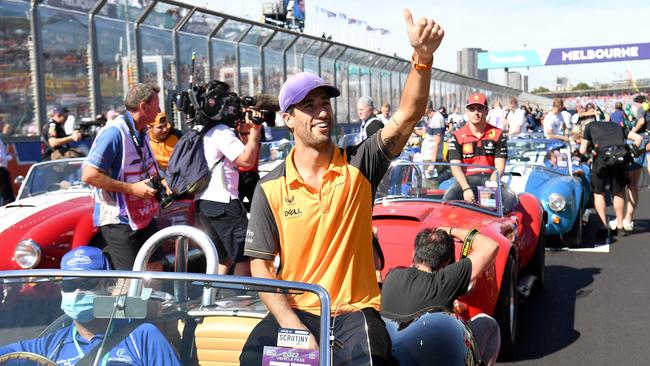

{"left": 572, "top": 82, "right": 592, "bottom": 91}
{"left": 531, "top": 86, "right": 550, "bottom": 94}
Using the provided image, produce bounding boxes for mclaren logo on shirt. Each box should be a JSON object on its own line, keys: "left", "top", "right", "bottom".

{"left": 284, "top": 195, "right": 295, "bottom": 205}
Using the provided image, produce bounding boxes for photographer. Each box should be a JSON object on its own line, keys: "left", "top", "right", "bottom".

{"left": 579, "top": 119, "right": 643, "bottom": 238}
{"left": 41, "top": 105, "right": 84, "bottom": 160}
{"left": 82, "top": 83, "right": 163, "bottom": 270}
{"left": 196, "top": 88, "right": 262, "bottom": 276}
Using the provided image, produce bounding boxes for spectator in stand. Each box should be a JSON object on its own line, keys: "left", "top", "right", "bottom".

{"left": 357, "top": 97, "right": 385, "bottom": 139}
{"left": 487, "top": 100, "right": 505, "bottom": 130}
{"left": 505, "top": 97, "right": 525, "bottom": 135}
{"left": 609, "top": 102, "right": 627, "bottom": 126}
{"left": 0, "top": 135, "right": 15, "bottom": 205}
{"left": 147, "top": 112, "right": 181, "bottom": 175}
{"left": 379, "top": 103, "right": 392, "bottom": 124}
{"left": 543, "top": 98, "right": 569, "bottom": 141}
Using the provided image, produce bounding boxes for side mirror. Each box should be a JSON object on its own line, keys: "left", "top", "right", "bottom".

{"left": 14, "top": 176, "right": 24, "bottom": 185}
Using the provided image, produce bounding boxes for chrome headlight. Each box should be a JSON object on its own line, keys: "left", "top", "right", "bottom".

{"left": 548, "top": 193, "right": 566, "bottom": 212}
{"left": 13, "top": 239, "right": 42, "bottom": 269}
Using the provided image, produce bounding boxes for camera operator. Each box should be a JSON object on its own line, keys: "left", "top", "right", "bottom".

{"left": 196, "top": 95, "right": 262, "bottom": 276}
{"left": 82, "top": 83, "right": 163, "bottom": 270}
{"left": 41, "top": 105, "right": 84, "bottom": 161}
{"left": 237, "top": 95, "right": 279, "bottom": 212}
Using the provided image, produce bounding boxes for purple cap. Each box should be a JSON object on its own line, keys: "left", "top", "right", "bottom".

{"left": 279, "top": 72, "right": 340, "bottom": 112}
{"left": 61, "top": 246, "right": 111, "bottom": 270}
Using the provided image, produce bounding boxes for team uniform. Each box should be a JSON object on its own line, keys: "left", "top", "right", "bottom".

{"left": 447, "top": 124, "right": 508, "bottom": 174}
{"left": 241, "top": 132, "right": 394, "bottom": 364}
{"left": 0, "top": 321, "right": 180, "bottom": 366}
{"left": 148, "top": 128, "right": 182, "bottom": 172}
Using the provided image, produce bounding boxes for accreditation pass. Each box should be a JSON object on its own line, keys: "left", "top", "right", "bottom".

{"left": 277, "top": 328, "right": 311, "bottom": 349}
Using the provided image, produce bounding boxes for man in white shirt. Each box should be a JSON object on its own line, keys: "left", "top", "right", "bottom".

{"left": 196, "top": 93, "right": 262, "bottom": 275}
{"left": 487, "top": 100, "right": 505, "bottom": 129}
{"left": 0, "top": 135, "right": 15, "bottom": 204}
{"left": 505, "top": 97, "right": 526, "bottom": 135}
{"left": 543, "top": 98, "right": 569, "bottom": 141}
{"left": 422, "top": 100, "right": 446, "bottom": 162}
{"left": 447, "top": 106, "right": 464, "bottom": 130}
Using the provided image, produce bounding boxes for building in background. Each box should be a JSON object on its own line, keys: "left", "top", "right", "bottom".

{"left": 457, "top": 48, "right": 488, "bottom": 81}
{"left": 507, "top": 71, "right": 523, "bottom": 90}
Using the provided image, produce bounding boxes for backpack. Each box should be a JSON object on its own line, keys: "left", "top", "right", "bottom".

{"left": 165, "top": 126, "right": 223, "bottom": 196}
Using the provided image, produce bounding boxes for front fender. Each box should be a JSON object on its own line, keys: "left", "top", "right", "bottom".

{"left": 539, "top": 178, "right": 578, "bottom": 235}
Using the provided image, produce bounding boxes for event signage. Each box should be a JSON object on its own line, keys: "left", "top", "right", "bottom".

{"left": 478, "top": 43, "right": 650, "bottom": 69}
{"left": 262, "top": 346, "right": 319, "bottom": 366}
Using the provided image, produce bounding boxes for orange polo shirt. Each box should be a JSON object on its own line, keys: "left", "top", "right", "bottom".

{"left": 148, "top": 130, "right": 181, "bottom": 170}
{"left": 244, "top": 132, "right": 392, "bottom": 315}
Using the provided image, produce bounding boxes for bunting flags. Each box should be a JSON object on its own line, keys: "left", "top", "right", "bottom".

{"left": 313, "top": 5, "right": 390, "bottom": 50}
{"left": 338, "top": 13, "right": 347, "bottom": 20}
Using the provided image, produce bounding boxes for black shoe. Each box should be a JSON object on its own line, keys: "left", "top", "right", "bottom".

{"left": 596, "top": 228, "right": 609, "bottom": 239}
{"left": 618, "top": 227, "right": 627, "bottom": 237}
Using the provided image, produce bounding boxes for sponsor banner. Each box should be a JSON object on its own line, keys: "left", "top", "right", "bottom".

{"left": 545, "top": 43, "right": 650, "bottom": 65}
{"left": 478, "top": 43, "right": 650, "bottom": 69}
{"left": 478, "top": 50, "right": 544, "bottom": 69}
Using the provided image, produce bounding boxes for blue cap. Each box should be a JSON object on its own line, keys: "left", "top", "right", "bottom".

{"left": 52, "top": 105, "right": 69, "bottom": 115}
{"left": 61, "top": 246, "right": 111, "bottom": 270}
{"left": 278, "top": 72, "right": 340, "bottom": 112}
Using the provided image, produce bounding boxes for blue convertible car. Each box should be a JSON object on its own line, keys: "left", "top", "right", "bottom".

{"left": 505, "top": 139, "right": 591, "bottom": 246}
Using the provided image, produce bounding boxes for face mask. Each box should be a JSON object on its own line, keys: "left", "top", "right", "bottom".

{"left": 60, "top": 291, "right": 95, "bottom": 323}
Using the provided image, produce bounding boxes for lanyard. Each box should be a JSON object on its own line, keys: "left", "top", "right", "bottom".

{"left": 72, "top": 326, "right": 110, "bottom": 366}
{"left": 124, "top": 112, "right": 161, "bottom": 179}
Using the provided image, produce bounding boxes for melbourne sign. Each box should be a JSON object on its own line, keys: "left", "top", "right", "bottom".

{"left": 478, "top": 43, "right": 650, "bottom": 69}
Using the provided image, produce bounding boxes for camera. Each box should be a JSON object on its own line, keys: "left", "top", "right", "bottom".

{"left": 75, "top": 116, "right": 104, "bottom": 139}
{"left": 175, "top": 80, "right": 276, "bottom": 129}
{"left": 146, "top": 176, "right": 174, "bottom": 209}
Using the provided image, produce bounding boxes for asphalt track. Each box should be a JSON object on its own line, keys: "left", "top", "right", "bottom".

{"left": 502, "top": 183, "right": 650, "bottom": 365}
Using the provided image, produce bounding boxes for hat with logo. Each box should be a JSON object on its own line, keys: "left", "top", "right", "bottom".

{"left": 61, "top": 246, "right": 111, "bottom": 270}
{"left": 466, "top": 93, "right": 488, "bottom": 108}
{"left": 278, "top": 72, "right": 340, "bottom": 112}
{"left": 152, "top": 111, "right": 167, "bottom": 125}
{"left": 52, "top": 105, "right": 69, "bottom": 115}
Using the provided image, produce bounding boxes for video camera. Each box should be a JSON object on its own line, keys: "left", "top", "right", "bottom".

{"left": 76, "top": 115, "right": 105, "bottom": 139}
{"left": 175, "top": 80, "right": 276, "bottom": 129}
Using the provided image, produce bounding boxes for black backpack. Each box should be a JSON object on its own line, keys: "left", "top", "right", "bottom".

{"left": 166, "top": 126, "right": 223, "bottom": 196}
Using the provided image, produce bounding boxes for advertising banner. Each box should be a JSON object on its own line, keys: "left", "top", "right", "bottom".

{"left": 478, "top": 43, "right": 650, "bottom": 69}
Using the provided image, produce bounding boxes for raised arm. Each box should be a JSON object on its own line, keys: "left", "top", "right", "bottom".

{"left": 380, "top": 9, "right": 444, "bottom": 157}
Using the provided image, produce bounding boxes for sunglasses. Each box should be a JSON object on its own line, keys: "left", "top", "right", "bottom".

{"left": 60, "top": 279, "right": 100, "bottom": 293}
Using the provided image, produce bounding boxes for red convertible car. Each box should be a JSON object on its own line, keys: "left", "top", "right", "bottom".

{"left": 373, "top": 161, "right": 545, "bottom": 359}
{"left": 0, "top": 158, "right": 193, "bottom": 306}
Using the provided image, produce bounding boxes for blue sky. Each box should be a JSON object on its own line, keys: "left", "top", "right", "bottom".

{"left": 196, "top": 0, "right": 650, "bottom": 91}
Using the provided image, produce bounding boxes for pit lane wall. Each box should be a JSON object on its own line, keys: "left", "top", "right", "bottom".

{"left": 0, "top": 0, "right": 549, "bottom": 194}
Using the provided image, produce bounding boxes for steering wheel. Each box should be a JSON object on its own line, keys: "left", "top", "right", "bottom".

{"left": 45, "top": 183, "right": 62, "bottom": 192}
{"left": 0, "top": 352, "right": 57, "bottom": 366}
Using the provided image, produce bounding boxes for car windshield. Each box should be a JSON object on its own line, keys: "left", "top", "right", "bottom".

{"left": 375, "top": 161, "right": 507, "bottom": 216}
{"left": 0, "top": 272, "right": 332, "bottom": 365}
{"left": 507, "top": 140, "right": 574, "bottom": 169}
{"left": 18, "top": 160, "right": 89, "bottom": 199}
{"left": 259, "top": 140, "right": 294, "bottom": 162}
{"left": 338, "top": 133, "right": 363, "bottom": 148}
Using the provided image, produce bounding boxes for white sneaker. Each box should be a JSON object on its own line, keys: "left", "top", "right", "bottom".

{"left": 623, "top": 220, "right": 634, "bottom": 232}
{"left": 609, "top": 219, "right": 617, "bottom": 231}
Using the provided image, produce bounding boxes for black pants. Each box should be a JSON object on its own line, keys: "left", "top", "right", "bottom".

{"left": 196, "top": 199, "right": 248, "bottom": 263}
{"left": 100, "top": 220, "right": 158, "bottom": 270}
{"left": 0, "top": 167, "right": 15, "bottom": 205}
{"left": 238, "top": 171, "right": 260, "bottom": 212}
{"left": 240, "top": 307, "right": 395, "bottom": 366}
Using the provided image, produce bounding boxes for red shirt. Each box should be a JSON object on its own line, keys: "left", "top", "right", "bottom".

{"left": 447, "top": 124, "right": 507, "bottom": 173}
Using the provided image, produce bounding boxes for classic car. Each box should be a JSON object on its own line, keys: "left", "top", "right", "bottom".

{"left": 505, "top": 139, "right": 591, "bottom": 246}
{"left": 373, "top": 161, "right": 545, "bottom": 359}
{"left": 0, "top": 226, "right": 481, "bottom": 366}
{"left": 0, "top": 158, "right": 193, "bottom": 273}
